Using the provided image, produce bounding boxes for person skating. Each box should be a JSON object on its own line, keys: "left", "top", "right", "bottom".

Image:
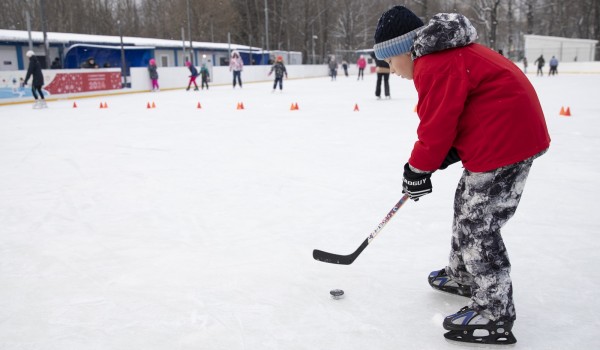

{"left": 268, "top": 55, "right": 288, "bottom": 92}
{"left": 356, "top": 55, "right": 366, "bottom": 80}
{"left": 229, "top": 50, "right": 244, "bottom": 88}
{"left": 185, "top": 61, "right": 199, "bottom": 91}
{"left": 373, "top": 6, "right": 550, "bottom": 344}
{"left": 328, "top": 56, "right": 338, "bottom": 81}
{"left": 549, "top": 56, "right": 559, "bottom": 76}
{"left": 23, "top": 50, "right": 46, "bottom": 109}
{"left": 370, "top": 51, "right": 390, "bottom": 99}
{"left": 147, "top": 58, "right": 159, "bottom": 92}
{"left": 199, "top": 64, "right": 210, "bottom": 90}
{"left": 534, "top": 54, "right": 545, "bottom": 76}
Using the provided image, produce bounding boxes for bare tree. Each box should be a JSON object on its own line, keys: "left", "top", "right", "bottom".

{"left": 332, "top": 0, "right": 373, "bottom": 54}
{"left": 1, "top": 0, "right": 598, "bottom": 62}
{"left": 470, "top": 0, "right": 502, "bottom": 50}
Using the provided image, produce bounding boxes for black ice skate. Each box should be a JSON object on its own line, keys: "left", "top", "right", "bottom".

{"left": 428, "top": 268, "right": 472, "bottom": 297}
{"left": 443, "top": 306, "right": 517, "bottom": 345}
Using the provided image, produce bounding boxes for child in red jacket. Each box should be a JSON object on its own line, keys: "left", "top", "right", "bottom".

{"left": 356, "top": 55, "right": 366, "bottom": 80}
{"left": 373, "top": 6, "right": 550, "bottom": 345}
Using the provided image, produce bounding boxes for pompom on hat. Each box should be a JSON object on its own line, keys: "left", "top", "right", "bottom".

{"left": 373, "top": 6, "right": 424, "bottom": 60}
{"left": 26, "top": 50, "right": 35, "bottom": 58}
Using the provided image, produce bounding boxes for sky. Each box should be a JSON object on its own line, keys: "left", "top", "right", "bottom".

{"left": 1, "top": 70, "right": 599, "bottom": 350}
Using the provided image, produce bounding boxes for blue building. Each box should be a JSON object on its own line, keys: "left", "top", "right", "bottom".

{"left": 0, "top": 29, "right": 271, "bottom": 71}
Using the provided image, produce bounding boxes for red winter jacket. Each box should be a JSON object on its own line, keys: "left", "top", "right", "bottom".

{"left": 357, "top": 57, "right": 367, "bottom": 69}
{"left": 409, "top": 43, "right": 550, "bottom": 172}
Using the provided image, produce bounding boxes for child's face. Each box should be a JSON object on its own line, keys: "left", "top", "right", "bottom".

{"left": 387, "top": 53, "right": 414, "bottom": 80}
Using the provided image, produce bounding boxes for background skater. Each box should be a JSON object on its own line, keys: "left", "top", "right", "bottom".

{"left": 268, "top": 56, "right": 288, "bottom": 92}
{"left": 23, "top": 50, "right": 47, "bottom": 109}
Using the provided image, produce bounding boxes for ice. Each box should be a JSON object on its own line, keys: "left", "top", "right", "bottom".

{"left": 1, "top": 72, "right": 599, "bottom": 349}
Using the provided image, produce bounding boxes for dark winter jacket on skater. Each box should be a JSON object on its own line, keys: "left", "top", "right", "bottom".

{"left": 188, "top": 64, "right": 199, "bottom": 77}
{"left": 269, "top": 61, "right": 287, "bottom": 79}
{"left": 534, "top": 55, "right": 545, "bottom": 68}
{"left": 147, "top": 62, "right": 159, "bottom": 80}
{"left": 199, "top": 65, "right": 210, "bottom": 80}
{"left": 24, "top": 55, "right": 44, "bottom": 86}
{"left": 371, "top": 51, "right": 391, "bottom": 74}
{"left": 407, "top": 14, "right": 550, "bottom": 172}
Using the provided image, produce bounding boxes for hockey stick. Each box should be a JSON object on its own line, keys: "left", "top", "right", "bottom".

{"left": 312, "top": 194, "right": 410, "bottom": 265}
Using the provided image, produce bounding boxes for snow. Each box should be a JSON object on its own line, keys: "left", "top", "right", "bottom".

{"left": 1, "top": 72, "right": 599, "bottom": 349}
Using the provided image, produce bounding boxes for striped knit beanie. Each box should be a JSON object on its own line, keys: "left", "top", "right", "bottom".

{"left": 373, "top": 6, "right": 424, "bottom": 60}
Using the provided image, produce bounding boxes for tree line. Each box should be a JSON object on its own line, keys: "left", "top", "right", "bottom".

{"left": 1, "top": 0, "right": 599, "bottom": 63}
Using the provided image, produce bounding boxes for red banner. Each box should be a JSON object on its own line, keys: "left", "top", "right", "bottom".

{"left": 45, "top": 72, "right": 122, "bottom": 94}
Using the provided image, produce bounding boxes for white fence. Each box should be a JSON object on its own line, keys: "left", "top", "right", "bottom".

{"left": 128, "top": 64, "right": 334, "bottom": 91}
{"left": 2, "top": 61, "right": 600, "bottom": 105}
{"left": 0, "top": 64, "right": 335, "bottom": 105}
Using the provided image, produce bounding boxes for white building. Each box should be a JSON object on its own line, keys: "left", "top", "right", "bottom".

{"left": 524, "top": 34, "right": 598, "bottom": 63}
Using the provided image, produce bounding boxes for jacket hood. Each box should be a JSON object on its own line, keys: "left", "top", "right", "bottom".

{"left": 412, "top": 13, "right": 477, "bottom": 60}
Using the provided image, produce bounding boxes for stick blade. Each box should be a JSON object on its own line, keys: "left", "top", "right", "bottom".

{"left": 312, "top": 239, "right": 368, "bottom": 265}
{"left": 312, "top": 249, "right": 357, "bottom": 265}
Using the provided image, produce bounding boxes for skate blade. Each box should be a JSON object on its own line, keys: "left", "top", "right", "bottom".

{"left": 429, "top": 283, "right": 471, "bottom": 298}
{"left": 444, "top": 329, "right": 517, "bottom": 345}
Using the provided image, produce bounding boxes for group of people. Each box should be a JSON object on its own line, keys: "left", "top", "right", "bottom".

{"left": 328, "top": 55, "right": 367, "bottom": 81}
{"left": 531, "top": 54, "right": 560, "bottom": 76}
{"left": 178, "top": 50, "right": 289, "bottom": 92}
{"left": 327, "top": 54, "right": 389, "bottom": 99}
{"left": 80, "top": 57, "right": 111, "bottom": 69}
{"left": 182, "top": 61, "right": 211, "bottom": 91}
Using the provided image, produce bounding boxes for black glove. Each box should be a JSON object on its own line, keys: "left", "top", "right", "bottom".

{"left": 439, "top": 148, "right": 461, "bottom": 170}
{"left": 402, "top": 163, "right": 432, "bottom": 201}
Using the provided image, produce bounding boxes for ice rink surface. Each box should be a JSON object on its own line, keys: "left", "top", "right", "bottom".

{"left": 1, "top": 71, "right": 599, "bottom": 349}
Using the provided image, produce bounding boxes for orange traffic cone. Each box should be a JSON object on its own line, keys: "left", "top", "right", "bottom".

{"left": 72, "top": 101, "right": 77, "bottom": 108}
{"left": 197, "top": 102, "right": 202, "bottom": 109}
{"left": 100, "top": 102, "right": 104, "bottom": 109}
{"left": 152, "top": 101, "right": 156, "bottom": 108}
{"left": 564, "top": 107, "right": 571, "bottom": 116}
{"left": 103, "top": 102, "right": 108, "bottom": 108}
{"left": 559, "top": 106, "right": 565, "bottom": 115}
{"left": 236, "top": 102, "right": 244, "bottom": 110}
{"left": 147, "top": 102, "right": 152, "bottom": 109}
{"left": 295, "top": 102, "right": 299, "bottom": 110}
{"left": 290, "top": 103, "right": 296, "bottom": 110}
{"left": 353, "top": 103, "right": 359, "bottom": 111}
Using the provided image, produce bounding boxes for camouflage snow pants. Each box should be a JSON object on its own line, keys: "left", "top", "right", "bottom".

{"left": 445, "top": 155, "right": 538, "bottom": 322}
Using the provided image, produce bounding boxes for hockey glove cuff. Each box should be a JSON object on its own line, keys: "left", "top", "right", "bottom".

{"left": 402, "top": 163, "right": 432, "bottom": 201}
{"left": 439, "top": 148, "right": 461, "bottom": 170}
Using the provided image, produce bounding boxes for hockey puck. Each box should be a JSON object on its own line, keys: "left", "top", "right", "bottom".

{"left": 330, "top": 289, "right": 344, "bottom": 299}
